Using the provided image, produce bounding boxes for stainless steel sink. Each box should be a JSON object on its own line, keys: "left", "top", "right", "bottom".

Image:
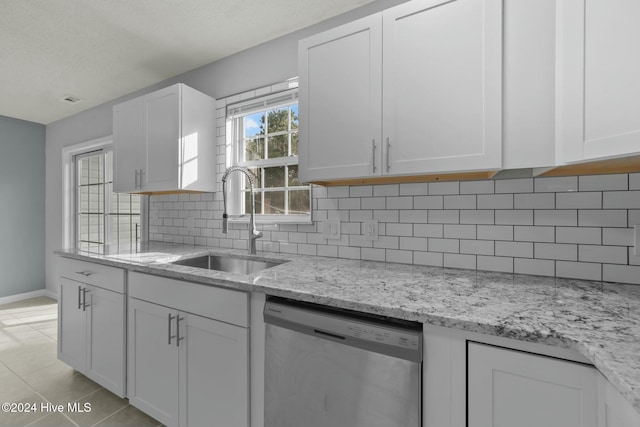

{"left": 171, "top": 254, "right": 285, "bottom": 275}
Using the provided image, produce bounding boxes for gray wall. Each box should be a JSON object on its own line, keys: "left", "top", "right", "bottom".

{"left": 44, "top": 0, "right": 411, "bottom": 295}
{"left": 1, "top": 115, "right": 45, "bottom": 298}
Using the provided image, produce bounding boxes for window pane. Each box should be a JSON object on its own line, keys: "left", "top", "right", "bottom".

{"left": 288, "top": 190, "right": 310, "bottom": 215}
{"left": 243, "top": 112, "right": 264, "bottom": 138}
{"left": 267, "top": 108, "right": 289, "bottom": 133}
{"left": 244, "top": 167, "right": 262, "bottom": 189}
{"left": 263, "top": 191, "right": 285, "bottom": 214}
{"left": 243, "top": 191, "right": 263, "bottom": 215}
{"left": 291, "top": 132, "right": 299, "bottom": 156}
{"left": 267, "top": 134, "right": 288, "bottom": 159}
{"left": 291, "top": 105, "right": 299, "bottom": 130}
{"left": 264, "top": 166, "right": 285, "bottom": 188}
{"left": 244, "top": 137, "right": 265, "bottom": 161}
{"left": 288, "top": 165, "right": 301, "bottom": 187}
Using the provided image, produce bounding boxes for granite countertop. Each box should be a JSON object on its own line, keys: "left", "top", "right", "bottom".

{"left": 56, "top": 242, "right": 640, "bottom": 414}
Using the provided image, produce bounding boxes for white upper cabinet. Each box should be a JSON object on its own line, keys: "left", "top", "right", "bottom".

{"left": 383, "top": 0, "right": 502, "bottom": 176}
{"left": 299, "top": 14, "right": 383, "bottom": 182}
{"left": 299, "top": 0, "right": 502, "bottom": 183}
{"left": 557, "top": 0, "right": 640, "bottom": 163}
{"left": 113, "top": 83, "right": 216, "bottom": 193}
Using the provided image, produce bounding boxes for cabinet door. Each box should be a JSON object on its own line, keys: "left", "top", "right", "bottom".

{"left": 598, "top": 372, "right": 640, "bottom": 427}
{"left": 557, "top": 0, "right": 640, "bottom": 162}
{"left": 58, "top": 278, "right": 86, "bottom": 371}
{"left": 143, "top": 84, "right": 180, "bottom": 192}
{"left": 180, "top": 312, "right": 249, "bottom": 427}
{"left": 383, "top": 0, "right": 502, "bottom": 175}
{"left": 86, "top": 286, "right": 126, "bottom": 397}
{"left": 113, "top": 96, "right": 144, "bottom": 193}
{"left": 128, "top": 298, "right": 179, "bottom": 427}
{"left": 299, "top": 14, "right": 383, "bottom": 182}
{"left": 468, "top": 342, "right": 598, "bottom": 427}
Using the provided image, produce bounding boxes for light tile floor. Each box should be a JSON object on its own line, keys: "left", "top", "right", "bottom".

{"left": 0, "top": 297, "right": 163, "bottom": 427}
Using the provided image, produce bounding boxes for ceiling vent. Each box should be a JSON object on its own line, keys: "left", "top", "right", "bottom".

{"left": 60, "top": 95, "right": 81, "bottom": 104}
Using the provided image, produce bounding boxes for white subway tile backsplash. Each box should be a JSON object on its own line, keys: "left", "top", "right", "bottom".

{"left": 444, "top": 224, "right": 476, "bottom": 239}
{"left": 556, "top": 261, "right": 602, "bottom": 281}
{"left": 603, "top": 264, "right": 640, "bottom": 285}
{"left": 460, "top": 239, "right": 494, "bottom": 255}
{"left": 514, "top": 226, "right": 555, "bottom": 242}
{"left": 556, "top": 192, "right": 602, "bottom": 209}
{"left": 414, "top": 196, "right": 444, "bottom": 209}
{"left": 400, "top": 183, "right": 428, "bottom": 196}
{"left": 477, "top": 256, "right": 513, "bottom": 273}
{"left": 150, "top": 84, "right": 640, "bottom": 286}
{"left": 495, "top": 178, "right": 533, "bottom": 194}
{"left": 535, "top": 176, "right": 578, "bottom": 193}
{"left": 534, "top": 243, "right": 578, "bottom": 261}
{"left": 400, "top": 237, "right": 427, "bottom": 251}
{"left": 495, "top": 210, "right": 533, "bottom": 226}
{"left": 579, "top": 245, "right": 627, "bottom": 264}
{"left": 414, "top": 251, "right": 443, "bottom": 267}
{"left": 444, "top": 195, "right": 476, "bottom": 209}
{"left": 579, "top": 174, "right": 628, "bottom": 191}
{"left": 514, "top": 258, "right": 555, "bottom": 277}
{"left": 428, "top": 238, "right": 460, "bottom": 253}
{"left": 603, "top": 191, "right": 640, "bottom": 209}
{"left": 602, "top": 228, "right": 634, "bottom": 246}
{"left": 350, "top": 185, "right": 373, "bottom": 197}
{"left": 386, "top": 249, "right": 412, "bottom": 264}
{"left": 428, "top": 181, "right": 459, "bottom": 195}
{"left": 414, "top": 224, "right": 444, "bottom": 238}
{"left": 444, "top": 253, "right": 476, "bottom": 270}
{"left": 373, "top": 184, "right": 399, "bottom": 197}
{"left": 495, "top": 241, "right": 533, "bottom": 258}
{"left": 428, "top": 210, "right": 460, "bottom": 224}
{"left": 460, "top": 210, "right": 494, "bottom": 225}
{"left": 477, "top": 194, "right": 513, "bottom": 210}
{"left": 387, "top": 196, "right": 413, "bottom": 209}
{"left": 535, "top": 210, "right": 577, "bottom": 226}
{"left": 579, "top": 210, "right": 627, "bottom": 227}
{"left": 460, "top": 180, "right": 494, "bottom": 194}
{"left": 477, "top": 225, "right": 514, "bottom": 241}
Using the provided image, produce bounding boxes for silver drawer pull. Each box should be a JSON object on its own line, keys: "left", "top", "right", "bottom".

{"left": 75, "top": 271, "right": 94, "bottom": 277}
{"left": 82, "top": 288, "right": 91, "bottom": 311}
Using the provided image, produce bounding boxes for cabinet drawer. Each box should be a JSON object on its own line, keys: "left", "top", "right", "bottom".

{"left": 128, "top": 272, "right": 248, "bottom": 327}
{"left": 58, "top": 257, "right": 125, "bottom": 294}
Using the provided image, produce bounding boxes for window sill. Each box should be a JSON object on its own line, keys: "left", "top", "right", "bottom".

{"left": 227, "top": 214, "right": 312, "bottom": 226}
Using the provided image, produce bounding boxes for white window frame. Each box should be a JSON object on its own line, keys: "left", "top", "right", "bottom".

{"left": 226, "top": 87, "right": 312, "bottom": 225}
{"left": 62, "top": 136, "right": 147, "bottom": 251}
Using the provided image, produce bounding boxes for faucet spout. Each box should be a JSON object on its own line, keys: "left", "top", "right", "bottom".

{"left": 221, "top": 166, "right": 263, "bottom": 255}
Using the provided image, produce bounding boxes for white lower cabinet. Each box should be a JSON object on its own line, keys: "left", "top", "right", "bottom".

{"left": 57, "top": 258, "right": 126, "bottom": 397}
{"left": 127, "top": 272, "right": 249, "bottom": 427}
{"left": 598, "top": 372, "right": 640, "bottom": 427}
{"left": 467, "top": 342, "right": 598, "bottom": 427}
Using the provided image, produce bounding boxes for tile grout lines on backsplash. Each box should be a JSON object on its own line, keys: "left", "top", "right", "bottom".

{"left": 148, "top": 83, "right": 640, "bottom": 285}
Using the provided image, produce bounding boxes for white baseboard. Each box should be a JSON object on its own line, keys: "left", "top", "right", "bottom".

{"left": 44, "top": 289, "right": 58, "bottom": 301}
{"left": 0, "top": 289, "right": 49, "bottom": 306}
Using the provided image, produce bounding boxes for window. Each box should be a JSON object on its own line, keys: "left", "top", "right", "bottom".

{"left": 75, "top": 149, "right": 141, "bottom": 250}
{"left": 227, "top": 88, "right": 311, "bottom": 222}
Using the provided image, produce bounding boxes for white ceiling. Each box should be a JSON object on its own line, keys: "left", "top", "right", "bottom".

{"left": 1, "top": 0, "right": 374, "bottom": 125}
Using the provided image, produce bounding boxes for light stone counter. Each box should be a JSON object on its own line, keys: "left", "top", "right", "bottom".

{"left": 56, "top": 242, "right": 640, "bottom": 414}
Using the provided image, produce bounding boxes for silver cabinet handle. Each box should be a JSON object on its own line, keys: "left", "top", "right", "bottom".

{"left": 75, "top": 271, "right": 94, "bottom": 277}
{"left": 82, "top": 288, "right": 91, "bottom": 311}
{"left": 176, "top": 316, "right": 184, "bottom": 347}
{"left": 168, "top": 313, "right": 176, "bottom": 345}
{"left": 77, "top": 285, "right": 82, "bottom": 310}
{"left": 386, "top": 138, "right": 391, "bottom": 172}
{"left": 139, "top": 169, "right": 145, "bottom": 189}
{"left": 372, "top": 140, "right": 377, "bottom": 173}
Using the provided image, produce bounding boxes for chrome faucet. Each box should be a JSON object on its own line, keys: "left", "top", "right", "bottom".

{"left": 221, "top": 166, "right": 263, "bottom": 255}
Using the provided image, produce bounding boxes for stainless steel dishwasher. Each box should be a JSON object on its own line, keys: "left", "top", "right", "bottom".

{"left": 264, "top": 297, "right": 422, "bottom": 427}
